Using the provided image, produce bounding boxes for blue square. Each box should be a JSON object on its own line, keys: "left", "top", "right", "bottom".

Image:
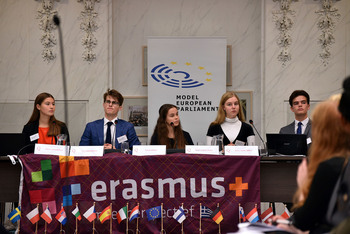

{"left": 63, "top": 195, "right": 72, "bottom": 207}
{"left": 62, "top": 185, "right": 72, "bottom": 196}
{"left": 71, "top": 184, "right": 81, "bottom": 195}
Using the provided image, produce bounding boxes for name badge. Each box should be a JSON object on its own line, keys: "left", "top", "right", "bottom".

{"left": 117, "top": 135, "right": 128, "bottom": 143}
{"left": 185, "top": 145, "right": 220, "bottom": 155}
{"left": 70, "top": 146, "right": 104, "bottom": 157}
{"left": 307, "top": 137, "right": 312, "bottom": 145}
{"left": 30, "top": 133, "right": 39, "bottom": 142}
{"left": 34, "top": 144, "right": 69, "bottom": 156}
{"left": 224, "top": 146, "right": 259, "bottom": 156}
{"left": 132, "top": 145, "right": 166, "bottom": 156}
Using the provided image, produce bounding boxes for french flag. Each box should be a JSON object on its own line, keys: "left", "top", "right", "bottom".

{"left": 246, "top": 207, "right": 259, "bottom": 223}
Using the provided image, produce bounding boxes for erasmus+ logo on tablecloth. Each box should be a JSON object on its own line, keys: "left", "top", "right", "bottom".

{"left": 151, "top": 62, "right": 214, "bottom": 88}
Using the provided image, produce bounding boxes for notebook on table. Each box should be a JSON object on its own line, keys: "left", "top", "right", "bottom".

{"left": 266, "top": 133, "right": 307, "bottom": 156}
{"left": 0, "top": 133, "right": 26, "bottom": 156}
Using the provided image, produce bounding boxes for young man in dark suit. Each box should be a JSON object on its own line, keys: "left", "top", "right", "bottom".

{"left": 279, "top": 90, "right": 312, "bottom": 146}
{"left": 79, "top": 89, "right": 140, "bottom": 150}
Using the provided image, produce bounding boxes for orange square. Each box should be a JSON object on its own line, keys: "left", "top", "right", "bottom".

{"left": 60, "top": 161, "right": 76, "bottom": 178}
{"left": 59, "top": 155, "right": 74, "bottom": 163}
{"left": 74, "top": 159, "right": 90, "bottom": 176}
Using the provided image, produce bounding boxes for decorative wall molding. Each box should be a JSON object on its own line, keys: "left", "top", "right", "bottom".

{"left": 36, "top": 0, "right": 60, "bottom": 62}
{"left": 315, "top": 0, "right": 341, "bottom": 66}
{"left": 78, "top": 0, "right": 100, "bottom": 62}
{"left": 272, "top": 0, "right": 298, "bottom": 66}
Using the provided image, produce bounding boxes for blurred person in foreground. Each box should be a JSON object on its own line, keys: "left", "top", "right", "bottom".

{"left": 271, "top": 78, "right": 350, "bottom": 233}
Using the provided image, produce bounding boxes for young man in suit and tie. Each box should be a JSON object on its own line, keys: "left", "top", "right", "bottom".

{"left": 279, "top": 90, "right": 312, "bottom": 147}
{"left": 79, "top": 89, "right": 140, "bottom": 150}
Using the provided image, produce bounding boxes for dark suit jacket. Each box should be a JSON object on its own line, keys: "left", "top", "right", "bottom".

{"left": 22, "top": 120, "right": 70, "bottom": 153}
{"left": 79, "top": 118, "right": 140, "bottom": 149}
{"left": 279, "top": 120, "right": 312, "bottom": 147}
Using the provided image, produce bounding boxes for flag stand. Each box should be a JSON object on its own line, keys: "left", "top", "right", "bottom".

{"left": 35, "top": 204, "right": 39, "bottom": 234}
{"left": 126, "top": 202, "right": 129, "bottom": 234}
{"left": 238, "top": 203, "right": 241, "bottom": 223}
{"left": 181, "top": 203, "right": 184, "bottom": 234}
{"left": 75, "top": 202, "right": 78, "bottom": 234}
{"left": 92, "top": 202, "right": 96, "bottom": 234}
{"left": 270, "top": 203, "right": 274, "bottom": 215}
{"left": 59, "top": 203, "right": 64, "bottom": 233}
{"left": 136, "top": 202, "right": 140, "bottom": 234}
{"left": 199, "top": 203, "right": 202, "bottom": 234}
{"left": 44, "top": 204, "right": 48, "bottom": 234}
{"left": 217, "top": 203, "right": 221, "bottom": 234}
{"left": 160, "top": 203, "right": 165, "bottom": 234}
{"left": 110, "top": 203, "right": 113, "bottom": 234}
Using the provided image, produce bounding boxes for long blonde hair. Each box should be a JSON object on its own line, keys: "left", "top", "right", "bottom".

{"left": 210, "top": 91, "right": 245, "bottom": 125}
{"left": 293, "top": 100, "right": 350, "bottom": 209}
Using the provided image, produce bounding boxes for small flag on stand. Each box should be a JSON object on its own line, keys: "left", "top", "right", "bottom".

{"left": 210, "top": 207, "right": 223, "bottom": 224}
{"left": 239, "top": 204, "right": 246, "bottom": 223}
{"left": 8, "top": 207, "right": 21, "bottom": 224}
{"left": 26, "top": 206, "right": 40, "bottom": 224}
{"left": 146, "top": 206, "right": 162, "bottom": 221}
{"left": 200, "top": 205, "right": 213, "bottom": 218}
{"left": 261, "top": 206, "right": 273, "bottom": 224}
{"left": 41, "top": 206, "right": 52, "bottom": 224}
{"left": 55, "top": 207, "right": 67, "bottom": 225}
{"left": 117, "top": 206, "right": 128, "bottom": 223}
{"left": 281, "top": 205, "right": 291, "bottom": 219}
{"left": 99, "top": 205, "right": 112, "bottom": 224}
{"left": 83, "top": 204, "right": 97, "bottom": 222}
{"left": 72, "top": 205, "right": 82, "bottom": 221}
{"left": 129, "top": 205, "right": 140, "bottom": 222}
{"left": 246, "top": 205, "right": 259, "bottom": 223}
{"left": 173, "top": 206, "right": 186, "bottom": 223}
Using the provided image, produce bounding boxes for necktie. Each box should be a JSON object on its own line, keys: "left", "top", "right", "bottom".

{"left": 296, "top": 122, "right": 302, "bottom": 134}
{"left": 105, "top": 122, "right": 113, "bottom": 144}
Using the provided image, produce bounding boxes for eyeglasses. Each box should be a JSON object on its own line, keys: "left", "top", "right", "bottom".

{"left": 105, "top": 100, "right": 120, "bottom": 106}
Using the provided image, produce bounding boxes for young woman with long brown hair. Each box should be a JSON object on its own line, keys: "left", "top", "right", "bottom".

{"left": 22, "top": 92, "right": 70, "bottom": 153}
{"left": 150, "top": 104, "right": 193, "bottom": 149}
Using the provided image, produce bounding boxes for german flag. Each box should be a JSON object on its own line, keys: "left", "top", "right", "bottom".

{"left": 210, "top": 207, "right": 223, "bottom": 224}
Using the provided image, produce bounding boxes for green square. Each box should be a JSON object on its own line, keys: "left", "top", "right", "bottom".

{"left": 41, "top": 160, "right": 52, "bottom": 171}
{"left": 31, "top": 171, "right": 43, "bottom": 182}
{"left": 42, "top": 170, "right": 53, "bottom": 181}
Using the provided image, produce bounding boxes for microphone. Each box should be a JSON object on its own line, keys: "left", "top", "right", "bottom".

{"left": 249, "top": 119, "right": 267, "bottom": 156}
{"left": 170, "top": 122, "right": 177, "bottom": 149}
{"left": 112, "top": 120, "right": 118, "bottom": 148}
{"left": 53, "top": 14, "right": 68, "bottom": 128}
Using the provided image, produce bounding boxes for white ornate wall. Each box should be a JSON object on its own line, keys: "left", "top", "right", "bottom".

{"left": 0, "top": 0, "right": 349, "bottom": 145}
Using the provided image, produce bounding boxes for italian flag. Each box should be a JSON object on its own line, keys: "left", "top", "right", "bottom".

{"left": 116, "top": 206, "right": 127, "bottom": 224}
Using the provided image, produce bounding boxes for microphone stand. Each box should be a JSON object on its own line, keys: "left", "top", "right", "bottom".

{"left": 53, "top": 15, "right": 68, "bottom": 128}
{"left": 170, "top": 122, "right": 177, "bottom": 149}
{"left": 53, "top": 15, "right": 69, "bottom": 156}
{"left": 249, "top": 120, "right": 268, "bottom": 156}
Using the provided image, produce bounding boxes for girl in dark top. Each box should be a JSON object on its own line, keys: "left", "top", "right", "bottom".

{"left": 22, "top": 92, "right": 70, "bottom": 153}
{"left": 271, "top": 99, "right": 350, "bottom": 234}
{"left": 206, "top": 91, "right": 254, "bottom": 146}
{"left": 150, "top": 104, "right": 193, "bottom": 149}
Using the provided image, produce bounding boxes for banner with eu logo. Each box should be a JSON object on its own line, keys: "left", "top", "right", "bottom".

{"left": 148, "top": 37, "right": 227, "bottom": 144}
